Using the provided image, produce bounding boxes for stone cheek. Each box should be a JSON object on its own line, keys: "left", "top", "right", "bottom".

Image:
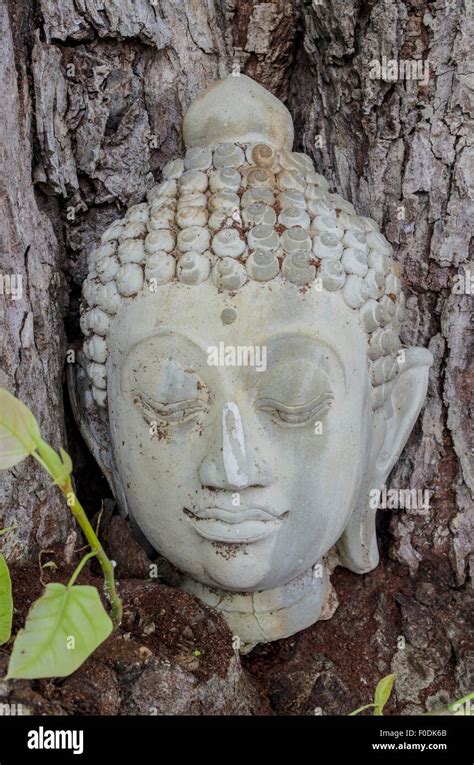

{"left": 81, "top": 139, "right": 404, "bottom": 412}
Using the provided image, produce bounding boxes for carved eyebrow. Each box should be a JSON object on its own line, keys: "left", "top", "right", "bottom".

{"left": 254, "top": 334, "right": 347, "bottom": 388}
{"left": 256, "top": 392, "right": 334, "bottom": 412}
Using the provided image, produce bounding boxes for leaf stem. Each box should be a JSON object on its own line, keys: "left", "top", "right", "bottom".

{"left": 348, "top": 703, "right": 375, "bottom": 716}
{"left": 67, "top": 551, "right": 98, "bottom": 588}
{"left": 60, "top": 478, "right": 122, "bottom": 627}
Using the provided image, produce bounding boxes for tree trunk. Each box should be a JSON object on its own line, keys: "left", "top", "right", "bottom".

{"left": 0, "top": 0, "right": 471, "bottom": 715}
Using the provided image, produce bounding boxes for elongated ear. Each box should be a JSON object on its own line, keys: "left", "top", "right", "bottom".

{"left": 337, "top": 347, "right": 433, "bottom": 574}
{"left": 67, "top": 359, "right": 129, "bottom": 517}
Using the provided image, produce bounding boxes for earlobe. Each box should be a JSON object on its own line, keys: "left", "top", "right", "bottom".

{"left": 67, "top": 359, "right": 129, "bottom": 517}
{"left": 337, "top": 346, "right": 433, "bottom": 574}
{"left": 374, "top": 347, "right": 433, "bottom": 482}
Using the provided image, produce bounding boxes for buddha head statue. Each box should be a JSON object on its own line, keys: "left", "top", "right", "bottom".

{"left": 69, "top": 74, "right": 433, "bottom": 649}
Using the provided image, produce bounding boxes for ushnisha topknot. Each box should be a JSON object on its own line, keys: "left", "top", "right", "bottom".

{"left": 80, "top": 76, "right": 405, "bottom": 413}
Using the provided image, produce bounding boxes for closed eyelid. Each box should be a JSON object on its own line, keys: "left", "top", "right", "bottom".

{"left": 256, "top": 392, "right": 334, "bottom": 412}
{"left": 132, "top": 391, "right": 207, "bottom": 414}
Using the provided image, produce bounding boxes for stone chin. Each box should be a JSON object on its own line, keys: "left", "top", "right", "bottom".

{"left": 68, "top": 74, "right": 433, "bottom": 650}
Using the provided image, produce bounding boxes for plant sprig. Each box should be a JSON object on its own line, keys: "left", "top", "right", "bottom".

{"left": 0, "top": 387, "right": 122, "bottom": 627}
{"left": 0, "top": 388, "right": 122, "bottom": 680}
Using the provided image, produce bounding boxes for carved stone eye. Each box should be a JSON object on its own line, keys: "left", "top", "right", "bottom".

{"left": 134, "top": 391, "right": 207, "bottom": 426}
{"left": 257, "top": 392, "right": 334, "bottom": 428}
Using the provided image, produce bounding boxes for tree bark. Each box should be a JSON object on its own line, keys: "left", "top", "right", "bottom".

{"left": 0, "top": 0, "right": 471, "bottom": 714}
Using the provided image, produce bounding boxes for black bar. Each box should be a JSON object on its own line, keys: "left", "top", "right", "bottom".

{"left": 0, "top": 713, "right": 471, "bottom": 762}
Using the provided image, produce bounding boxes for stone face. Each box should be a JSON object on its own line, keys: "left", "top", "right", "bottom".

{"left": 72, "top": 75, "right": 433, "bottom": 649}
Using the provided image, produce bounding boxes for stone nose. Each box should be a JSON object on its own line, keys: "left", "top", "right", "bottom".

{"left": 198, "top": 400, "right": 273, "bottom": 491}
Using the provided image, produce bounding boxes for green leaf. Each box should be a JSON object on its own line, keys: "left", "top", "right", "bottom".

{"left": 374, "top": 673, "right": 396, "bottom": 715}
{"left": 0, "top": 388, "right": 41, "bottom": 470}
{"left": 0, "top": 554, "right": 13, "bottom": 645}
{"left": 6, "top": 583, "right": 113, "bottom": 679}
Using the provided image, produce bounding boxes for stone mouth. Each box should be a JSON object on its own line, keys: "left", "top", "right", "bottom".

{"left": 184, "top": 506, "right": 285, "bottom": 543}
{"left": 191, "top": 506, "right": 281, "bottom": 523}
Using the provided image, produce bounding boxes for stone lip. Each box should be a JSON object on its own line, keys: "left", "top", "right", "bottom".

{"left": 183, "top": 73, "right": 294, "bottom": 151}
